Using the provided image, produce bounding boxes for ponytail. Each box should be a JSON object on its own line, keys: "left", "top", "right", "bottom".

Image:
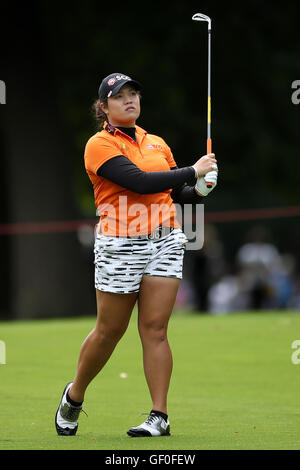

{"left": 92, "top": 99, "right": 107, "bottom": 129}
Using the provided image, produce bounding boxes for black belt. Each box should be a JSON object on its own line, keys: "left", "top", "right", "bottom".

{"left": 99, "top": 225, "right": 175, "bottom": 240}
{"left": 129, "top": 226, "right": 175, "bottom": 240}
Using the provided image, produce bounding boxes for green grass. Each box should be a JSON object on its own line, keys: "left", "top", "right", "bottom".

{"left": 1, "top": 309, "right": 300, "bottom": 450}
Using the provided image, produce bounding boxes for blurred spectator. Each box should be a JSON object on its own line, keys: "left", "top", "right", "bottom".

{"left": 235, "top": 225, "right": 280, "bottom": 309}
{"left": 290, "top": 275, "right": 300, "bottom": 309}
{"left": 207, "top": 225, "right": 297, "bottom": 313}
{"left": 207, "top": 274, "right": 250, "bottom": 314}
{"left": 188, "top": 224, "right": 227, "bottom": 312}
{"left": 267, "top": 253, "right": 295, "bottom": 309}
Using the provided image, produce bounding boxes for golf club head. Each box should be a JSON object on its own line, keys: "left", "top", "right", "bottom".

{"left": 192, "top": 13, "right": 211, "bottom": 29}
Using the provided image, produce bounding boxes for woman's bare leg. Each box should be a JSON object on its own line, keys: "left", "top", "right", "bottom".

{"left": 137, "top": 275, "right": 180, "bottom": 415}
{"left": 69, "top": 289, "right": 138, "bottom": 403}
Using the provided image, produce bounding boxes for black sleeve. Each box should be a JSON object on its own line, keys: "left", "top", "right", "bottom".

{"left": 97, "top": 155, "right": 197, "bottom": 194}
{"left": 170, "top": 167, "right": 203, "bottom": 203}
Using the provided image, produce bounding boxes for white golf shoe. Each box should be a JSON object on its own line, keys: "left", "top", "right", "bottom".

{"left": 127, "top": 411, "right": 170, "bottom": 437}
{"left": 55, "top": 382, "right": 83, "bottom": 436}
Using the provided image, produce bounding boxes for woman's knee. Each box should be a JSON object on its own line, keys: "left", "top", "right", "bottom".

{"left": 138, "top": 319, "right": 168, "bottom": 343}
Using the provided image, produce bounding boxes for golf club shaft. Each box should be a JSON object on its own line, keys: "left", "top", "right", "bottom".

{"left": 206, "top": 25, "right": 213, "bottom": 187}
{"left": 207, "top": 27, "right": 212, "bottom": 155}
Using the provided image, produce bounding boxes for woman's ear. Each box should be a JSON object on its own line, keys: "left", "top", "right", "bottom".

{"left": 100, "top": 101, "right": 108, "bottom": 114}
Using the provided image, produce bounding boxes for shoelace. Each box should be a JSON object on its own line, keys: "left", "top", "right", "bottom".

{"left": 144, "top": 413, "right": 159, "bottom": 426}
{"left": 65, "top": 405, "right": 88, "bottom": 421}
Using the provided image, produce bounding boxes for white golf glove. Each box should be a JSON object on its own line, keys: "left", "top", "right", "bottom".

{"left": 195, "top": 170, "right": 218, "bottom": 196}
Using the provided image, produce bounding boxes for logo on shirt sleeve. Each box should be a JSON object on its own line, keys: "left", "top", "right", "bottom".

{"left": 146, "top": 144, "right": 164, "bottom": 151}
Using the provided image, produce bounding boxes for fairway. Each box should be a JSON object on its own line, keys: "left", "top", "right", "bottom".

{"left": 1, "top": 310, "right": 300, "bottom": 450}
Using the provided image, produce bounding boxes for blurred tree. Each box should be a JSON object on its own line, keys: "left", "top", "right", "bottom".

{"left": 38, "top": 1, "right": 300, "bottom": 209}
{"left": 1, "top": 3, "right": 95, "bottom": 318}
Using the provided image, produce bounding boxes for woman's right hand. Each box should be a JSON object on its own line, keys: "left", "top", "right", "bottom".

{"left": 192, "top": 153, "right": 217, "bottom": 177}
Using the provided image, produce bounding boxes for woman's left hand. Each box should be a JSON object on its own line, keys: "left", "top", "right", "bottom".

{"left": 195, "top": 170, "right": 218, "bottom": 196}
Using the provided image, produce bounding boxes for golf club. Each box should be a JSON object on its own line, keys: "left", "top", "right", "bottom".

{"left": 192, "top": 13, "right": 213, "bottom": 187}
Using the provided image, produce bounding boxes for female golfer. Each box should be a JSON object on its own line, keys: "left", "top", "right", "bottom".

{"left": 55, "top": 73, "right": 218, "bottom": 437}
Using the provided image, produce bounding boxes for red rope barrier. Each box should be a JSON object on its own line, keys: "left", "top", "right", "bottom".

{"left": 205, "top": 205, "right": 300, "bottom": 223}
{"left": 0, "top": 219, "right": 96, "bottom": 235}
{"left": 0, "top": 206, "right": 299, "bottom": 235}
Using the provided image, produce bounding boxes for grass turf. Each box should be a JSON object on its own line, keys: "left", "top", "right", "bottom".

{"left": 0, "top": 309, "right": 300, "bottom": 450}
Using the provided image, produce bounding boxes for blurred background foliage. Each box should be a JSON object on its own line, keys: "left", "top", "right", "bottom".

{"left": 0, "top": 0, "right": 299, "bottom": 318}
{"left": 39, "top": 0, "right": 300, "bottom": 210}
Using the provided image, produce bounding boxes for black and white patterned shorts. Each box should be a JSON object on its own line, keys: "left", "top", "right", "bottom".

{"left": 94, "top": 228, "right": 188, "bottom": 294}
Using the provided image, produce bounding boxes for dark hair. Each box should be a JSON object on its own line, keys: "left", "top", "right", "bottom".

{"left": 92, "top": 98, "right": 107, "bottom": 129}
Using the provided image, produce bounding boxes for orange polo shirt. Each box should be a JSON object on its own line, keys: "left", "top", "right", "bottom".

{"left": 84, "top": 123, "right": 181, "bottom": 236}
